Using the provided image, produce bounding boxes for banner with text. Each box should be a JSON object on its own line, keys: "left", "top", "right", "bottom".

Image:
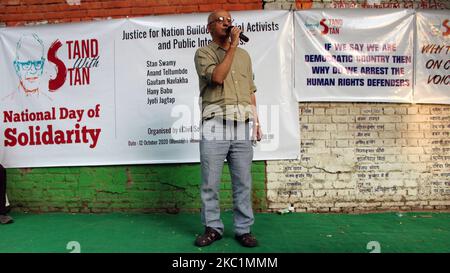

{"left": 294, "top": 9, "right": 414, "bottom": 102}
{"left": 0, "top": 19, "right": 123, "bottom": 168}
{"left": 414, "top": 10, "right": 450, "bottom": 104}
{"left": 0, "top": 11, "right": 299, "bottom": 168}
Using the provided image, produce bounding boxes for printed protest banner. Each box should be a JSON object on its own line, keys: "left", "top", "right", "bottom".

{"left": 414, "top": 10, "right": 450, "bottom": 104}
{"left": 294, "top": 9, "right": 414, "bottom": 102}
{"left": 0, "top": 11, "right": 299, "bottom": 168}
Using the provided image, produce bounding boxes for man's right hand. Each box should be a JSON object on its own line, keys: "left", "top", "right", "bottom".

{"left": 229, "top": 26, "right": 241, "bottom": 48}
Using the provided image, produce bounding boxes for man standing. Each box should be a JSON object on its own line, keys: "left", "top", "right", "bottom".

{"left": 1, "top": 144, "right": 13, "bottom": 224}
{"left": 0, "top": 164, "right": 13, "bottom": 225}
{"left": 194, "top": 10, "right": 262, "bottom": 247}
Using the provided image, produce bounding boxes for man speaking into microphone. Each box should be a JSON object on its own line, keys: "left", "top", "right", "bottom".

{"left": 194, "top": 10, "right": 262, "bottom": 248}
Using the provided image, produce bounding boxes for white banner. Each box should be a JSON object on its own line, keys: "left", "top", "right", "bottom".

{"left": 414, "top": 10, "right": 450, "bottom": 104}
{"left": 0, "top": 11, "right": 299, "bottom": 168}
{"left": 0, "top": 19, "right": 123, "bottom": 168}
{"left": 294, "top": 9, "right": 414, "bottom": 102}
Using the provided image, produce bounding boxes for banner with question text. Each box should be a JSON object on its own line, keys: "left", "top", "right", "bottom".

{"left": 414, "top": 10, "right": 450, "bottom": 104}
{"left": 294, "top": 9, "right": 415, "bottom": 102}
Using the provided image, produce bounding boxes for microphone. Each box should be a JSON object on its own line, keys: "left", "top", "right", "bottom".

{"left": 227, "top": 26, "right": 249, "bottom": 42}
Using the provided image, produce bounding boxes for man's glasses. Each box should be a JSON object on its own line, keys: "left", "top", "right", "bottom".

{"left": 14, "top": 58, "right": 45, "bottom": 71}
{"left": 208, "top": 16, "right": 234, "bottom": 25}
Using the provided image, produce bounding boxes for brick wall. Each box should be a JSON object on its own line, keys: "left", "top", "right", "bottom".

{"left": 8, "top": 162, "right": 266, "bottom": 213}
{"left": 262, "top": 0, "right": 449, "bottom": 9}
{"left": 267, "top": 103, "right": 450, "bottom": 213}
{"left": 0, "top": 0, "right": 262, "bottom": 26}
{"left": 1, "top": 0, "right": 266, "bottom": 213}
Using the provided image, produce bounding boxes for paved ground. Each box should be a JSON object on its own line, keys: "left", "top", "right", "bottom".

{"left": 1, "top": 211, "right": 449, "bottom": 253}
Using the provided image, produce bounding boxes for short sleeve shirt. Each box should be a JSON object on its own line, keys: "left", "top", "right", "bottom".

{"left": 194, "top": 42, "right": 256, "bottom": 121}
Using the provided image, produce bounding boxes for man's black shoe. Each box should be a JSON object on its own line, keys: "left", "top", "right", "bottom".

{"left": 235, "top": 233, "right": 258, "bottom": 247}
{"left": 0, "top": 215, "right": 13, "bottom": 225}
{"left": 195, "top": 227, "right": 222, "bottom": 247}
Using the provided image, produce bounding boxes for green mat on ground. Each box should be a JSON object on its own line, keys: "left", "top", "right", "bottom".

{"left": 1, "top": 212, "right": 449, "bottom": 253}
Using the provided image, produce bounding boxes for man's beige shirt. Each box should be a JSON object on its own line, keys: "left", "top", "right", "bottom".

{"left": 194, "top": 42, "right": 256, "bottom": 122}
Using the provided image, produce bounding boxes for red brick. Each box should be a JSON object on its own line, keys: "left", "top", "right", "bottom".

{"left": 87, "top": 8, "right": 131, "bottom": 18}
{"left": 223, "top": 3, "right": 261, "bottom": 10}
{"left": 82, "top": 2, "right": 103, "bottom": 9}
{"left": 23, "top": 0, "right": 63, "bottom": 4}
{"left": 170, "top": 0, "right": 200, "bottom": 4}
{"left": 6, "top": 21, "right": 26, "bottom": 27}
{"left": 46, "top": 10, "right": 88, "bottom": 20}
{"left": 21, "top": 3, "right": 80, "bottom": 13}
{"left": 176, "top": 5, "right": 199, "bottom": 13}
{"left": 101, "top": 0, "right": 133, "bottom": 9}
{"left": 198, "top": 4, "right": 224, "bottom": 12}
{"left": 5, "top": 21, "right": 24, "bottom": 27}
{"left": 141, "top": 0, "right": 170, "bottom": 6}
{"left": 153, "top": 6, "right": 174, "bottom": 15}
{"left": 131, "top": 7, "right": 156, "bottom": 16}
{"left": 0, "top": 6, "right": 21, "bottom": 14}
{"left": 198, "top": 0, "right": 227, "bottom": 4}
{"left": 297, "top": 1, "right": 313, "bottom": 9}
{"left": 2, "top": 13, "right": 43, "bottom": 22}
{"left": 5, "top": 0, "right": 21, "bottom": 5}
{"left": 302, "top": 2, "right": 313, "bottom": 9}
{"left": 55, "top": 17, "right": 81, "bottom": 23}
{"left": 134, "top": 0, "right": 169, "bottom": 7}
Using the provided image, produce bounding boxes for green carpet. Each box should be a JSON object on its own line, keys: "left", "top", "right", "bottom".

{"left": 1, "top": 212, "right": 449, "bottom": 253}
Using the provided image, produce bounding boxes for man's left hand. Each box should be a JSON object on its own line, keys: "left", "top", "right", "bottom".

{"left": 253, "top": 123, "right": 263, "bottom": 142}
